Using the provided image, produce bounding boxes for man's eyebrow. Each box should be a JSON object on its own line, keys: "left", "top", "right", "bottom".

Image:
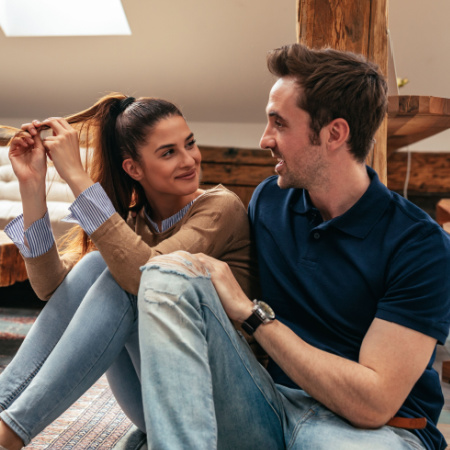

{"left": 185, "top": 133, "right": 194, "bottom": 141}
{"left": 268, "top": 111, "right": 285, "bottom": 121}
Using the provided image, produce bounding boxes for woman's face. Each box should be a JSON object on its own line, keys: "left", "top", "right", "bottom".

{"left": 128, "top": 115, "right": 201, "bottom": 201}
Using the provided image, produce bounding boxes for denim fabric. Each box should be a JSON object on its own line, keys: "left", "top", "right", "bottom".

{"left": 138, "top": 253, "right": 425, "bottom": 450}
{"left": 0, "top": 251, "right": 141, "bottom": 445}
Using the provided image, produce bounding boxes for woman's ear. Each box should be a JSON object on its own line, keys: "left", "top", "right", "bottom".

{"left": 327, "top": 118, "right": 350, "bottom": 150}
{"left": 122, "top": 158, "right": 143, "bottom": 181}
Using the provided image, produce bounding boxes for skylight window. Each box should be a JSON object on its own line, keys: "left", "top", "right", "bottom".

{"left": 0, "top": 0, "right": 131, "bottom": 37}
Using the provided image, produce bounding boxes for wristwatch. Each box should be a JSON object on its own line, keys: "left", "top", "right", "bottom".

{"left": 242, "top": 300, "right": 275, "bottom": 335}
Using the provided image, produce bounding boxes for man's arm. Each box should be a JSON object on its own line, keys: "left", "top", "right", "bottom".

{"left": 195, "top": 253, "right": 437, "bottom": 429}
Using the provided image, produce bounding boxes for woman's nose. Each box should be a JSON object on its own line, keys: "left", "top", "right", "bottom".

{"left": 180, "top": 149, "right": 197, "bottom": 166}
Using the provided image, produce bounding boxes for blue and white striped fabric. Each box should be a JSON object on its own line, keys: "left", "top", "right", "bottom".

{"left": 5, "top": 212, "right": 54, "bottom": 258}
{"left": 5, "top": 182, "right": 200, "bottom": 258}
{"left": 5, "top": 183, "right": 115, "bottom": 258}
{"left": 147, "top": 200, "right": 195, "bottom": 233}
{"left": 65, "top": 183, "right": 116, "bottom": 235}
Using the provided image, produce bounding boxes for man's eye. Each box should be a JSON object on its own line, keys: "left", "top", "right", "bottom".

{"left": 187, "top": 139, "right": 196, "bottom": 149}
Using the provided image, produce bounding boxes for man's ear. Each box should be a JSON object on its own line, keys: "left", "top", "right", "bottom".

{"left": 327, "top": 118, "right": 350, "bottom": 150}
{"left": 122, "top": 158, "right": 143, "bottom": 181}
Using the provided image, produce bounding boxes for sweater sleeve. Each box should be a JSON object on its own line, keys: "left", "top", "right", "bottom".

{"left": 23, "top": 245, "right": 80, "bottom": 300}
{"left": 90, "top": 187, "right": 255, "bottom": 296}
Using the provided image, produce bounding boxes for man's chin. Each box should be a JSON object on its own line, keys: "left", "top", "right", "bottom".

{"left": 276, "top": 176, "right": 289, "bottom": 190}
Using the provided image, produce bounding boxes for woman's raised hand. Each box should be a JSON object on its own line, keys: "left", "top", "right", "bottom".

{"left": 40, "top": 117, "right": 94, "bottom": 197}
{"left": 9, "top": 121, "right": 47, "bottom": 187}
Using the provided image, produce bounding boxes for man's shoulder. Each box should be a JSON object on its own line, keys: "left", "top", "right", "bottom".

{"left": 387, "top": 190, "right": 448, "bottom": 242}
{"left": 250, "top": 176, "right": 295, "bottom": 208}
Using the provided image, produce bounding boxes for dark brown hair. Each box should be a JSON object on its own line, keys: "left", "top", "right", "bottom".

{"left": 266, "top": 43, "right": 388, "bottom": 162}
{"left": 3, "top": 93, "right": 183, "bottom": 257}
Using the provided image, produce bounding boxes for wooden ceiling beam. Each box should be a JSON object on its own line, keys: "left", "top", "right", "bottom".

{"left": 296, "top": 0, "right": 389, "bottom": 184}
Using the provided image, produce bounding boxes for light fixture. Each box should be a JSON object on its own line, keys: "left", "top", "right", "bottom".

{"left": 0, "top": 0, "right": 131, "bottom": 37}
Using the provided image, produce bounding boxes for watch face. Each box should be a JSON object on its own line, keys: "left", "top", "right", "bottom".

{"left": 256, "top": 301, "right": 275, "bottom": 320}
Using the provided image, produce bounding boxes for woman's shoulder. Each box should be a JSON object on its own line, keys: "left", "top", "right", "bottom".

{"left": 197, "top": 184, "right": 244, "bottom": 208}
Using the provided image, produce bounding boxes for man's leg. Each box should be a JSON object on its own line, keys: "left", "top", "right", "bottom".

{"left": 278, "top": 383, "right": 425, "bottom": 449}
{"left": 0, "top": 261, "right": 137, "bottom": 446}
{"left": 138, "top": 252, "right": 287, "bottom": 450}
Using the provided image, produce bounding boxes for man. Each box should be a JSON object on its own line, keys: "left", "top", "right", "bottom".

{"left": 137, "top": 44, "right": 450, "bottom": 449}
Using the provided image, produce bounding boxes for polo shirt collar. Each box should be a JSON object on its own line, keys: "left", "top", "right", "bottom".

{"left": 291, "top": 166, "right": 392, "bottom": 239}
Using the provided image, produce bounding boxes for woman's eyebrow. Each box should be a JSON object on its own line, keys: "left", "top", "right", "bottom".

{"left": 155, "top": 143, "right": 175, "bottom": 153}
{"left": 155, "top": 133, "right": 195, "bottom": 153}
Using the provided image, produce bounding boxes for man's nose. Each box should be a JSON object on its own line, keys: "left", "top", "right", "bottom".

{"left": 260, "top": 127, "right": 275, "bottom": 150}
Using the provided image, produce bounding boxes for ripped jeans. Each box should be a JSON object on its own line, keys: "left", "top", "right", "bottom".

{"left": 138, "top": 251, "right": 425, "bottom": 450}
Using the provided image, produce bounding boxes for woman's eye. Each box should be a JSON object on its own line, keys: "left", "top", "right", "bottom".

{"left": 162, "top": 149, "right": 174, "bottom": 157}
{"left": 186, "top": 139, "right": 196, "bottom": 149}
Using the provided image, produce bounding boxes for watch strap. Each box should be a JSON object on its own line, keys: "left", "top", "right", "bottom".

{"left": 241, "top": 311, "right": 264, "bottom": 335}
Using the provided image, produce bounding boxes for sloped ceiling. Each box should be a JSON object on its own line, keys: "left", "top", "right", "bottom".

{"left": 1, "top": 1, "right": 449, "bottom": 149}
{"left": 0, "top": 0, "right": 296, "bottom": 124}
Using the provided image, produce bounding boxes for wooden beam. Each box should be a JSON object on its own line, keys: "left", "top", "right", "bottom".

{"left": 199, "top": 147, "right": 274, "bottom": 207}
{"left": 387, "top": 151, "right": 450, "bottom": 193}
{"left": 297, "top": 0, "right": 389, "bottom": 184}
{"left": 387, "top": 96, "right": 450, "bottom": 156}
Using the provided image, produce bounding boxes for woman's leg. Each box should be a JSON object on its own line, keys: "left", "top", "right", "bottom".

{"left": 0, "top": 251, "right": 107, "bottom": 412}
{"left": 106, "top": 326, "right": 146, "bottom": 432}
{"left": 0, "top": 261, "right": 138, "bottom": 446}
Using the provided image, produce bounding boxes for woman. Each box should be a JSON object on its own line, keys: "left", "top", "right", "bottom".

{"left": 0, "top": 94, "right": 258, "bottom": 450}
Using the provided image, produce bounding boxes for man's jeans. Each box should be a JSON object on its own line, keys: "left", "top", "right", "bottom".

{"left": 138, "top": 252, "right": 425, "bottom": 450}
{"left": 0, "top": 251, "right": 144, "bottom": 445}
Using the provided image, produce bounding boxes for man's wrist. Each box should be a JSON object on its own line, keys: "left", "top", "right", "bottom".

{"left": 241, "top": 300, "right": 276, "bottom": 335}
{"left": 236, "top": 301, "right": 255, "bottom": 323}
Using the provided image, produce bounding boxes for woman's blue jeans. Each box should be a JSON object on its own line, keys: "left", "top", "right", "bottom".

{"left": 137, "top": 252, "right": 425, "bottom": 450}
{"left": 0, "top": 251, "right": 144, "bottom": 445}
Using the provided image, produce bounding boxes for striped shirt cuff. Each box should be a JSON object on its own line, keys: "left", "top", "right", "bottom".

{"left": 4, "top": 212, "right": 54, "bottom": 258}
{"left": 66, "top": 183, "right": 116, "bottom": 235}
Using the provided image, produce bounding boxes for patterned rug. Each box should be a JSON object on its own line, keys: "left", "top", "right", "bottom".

{"left": 0, "top": 308, "right": 146, "bottom": 450}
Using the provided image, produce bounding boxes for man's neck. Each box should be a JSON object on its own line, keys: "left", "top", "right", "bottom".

{"left": 309, "top": 163, "right": 370, "bottom": 222}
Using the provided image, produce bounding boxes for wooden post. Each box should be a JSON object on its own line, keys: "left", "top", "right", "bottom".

{"left": 297, "top": 0, "right": 389, "bottom": 185}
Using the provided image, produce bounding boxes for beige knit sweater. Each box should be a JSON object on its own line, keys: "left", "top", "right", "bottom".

{"left": 25, "top": 185, "right": 259, "bottom": 301}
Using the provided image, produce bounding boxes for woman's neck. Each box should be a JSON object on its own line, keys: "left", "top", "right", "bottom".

{"left": 146, "top": 189, "right": 204, "bottom": 227}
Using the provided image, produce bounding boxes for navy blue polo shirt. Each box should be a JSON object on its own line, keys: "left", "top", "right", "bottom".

{"left": 248, "top": 167, "right": 450, "bottom": 450}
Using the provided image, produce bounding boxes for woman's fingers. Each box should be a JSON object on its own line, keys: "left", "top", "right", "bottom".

{"left": 41, "top": 117, "right": 73, "bottom": 134}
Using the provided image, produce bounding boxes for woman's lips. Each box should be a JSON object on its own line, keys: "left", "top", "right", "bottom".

{"left": 176, "top": 169, "right": 197, "bottom": 180}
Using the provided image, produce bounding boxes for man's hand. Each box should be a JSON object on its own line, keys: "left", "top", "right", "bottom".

{"left": 194, "top": 253, "right": 254, "bottom": 322}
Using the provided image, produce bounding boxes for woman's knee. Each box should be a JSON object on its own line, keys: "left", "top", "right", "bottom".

{"left": 78, "top": 250, "right": 106, "bottom": 269}
{"left": 143, "top": 251, "right": 209, "bottom": 278}
{"left": 137, "top": 252, "right": 216, "bottom": 316}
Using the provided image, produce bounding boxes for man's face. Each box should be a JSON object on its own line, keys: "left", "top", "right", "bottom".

{"left": 260, "top": 77, "right": 328, "bottom": 191}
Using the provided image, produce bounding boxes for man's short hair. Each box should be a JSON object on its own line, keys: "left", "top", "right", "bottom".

{"left": 267, "top": 44, "right": 388, "bottom": 162}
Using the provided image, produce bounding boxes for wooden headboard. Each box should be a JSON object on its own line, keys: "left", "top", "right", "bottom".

{"left": 199, "top": 146, "right": 274, "bottom": 207}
